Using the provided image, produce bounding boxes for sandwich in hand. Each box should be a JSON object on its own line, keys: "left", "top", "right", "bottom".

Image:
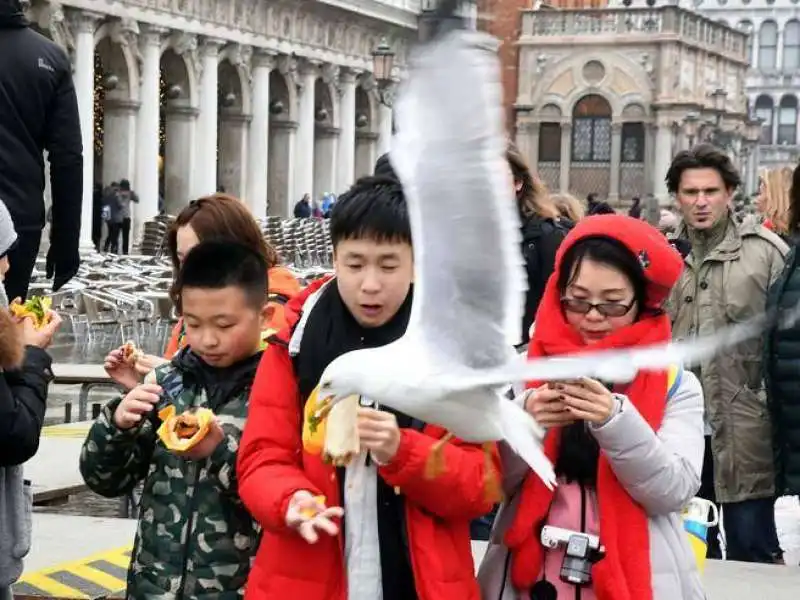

{"left": 157, "top": 406, "right": 215, "bottom": 452}
{"left": 10, "top": 296, "right": 53, "bottom": 329}
{"left": 302, "top": 384, "right": 361, "bottom": 467}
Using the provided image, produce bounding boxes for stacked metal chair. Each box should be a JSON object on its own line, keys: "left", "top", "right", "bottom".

{"left": 137, "top": 215, "right": 175, "bottom": 256}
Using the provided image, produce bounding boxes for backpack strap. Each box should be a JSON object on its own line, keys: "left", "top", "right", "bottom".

{"left": 667, "top": 365, "right": 683, "bottom": 400}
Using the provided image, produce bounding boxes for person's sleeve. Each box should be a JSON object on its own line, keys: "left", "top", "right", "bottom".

{"left": 163, "top": 320, "right": 183, "bottom": 359}
{"left": 0, "top": 347, "right": 53, "bottom": 466}
{"left": 237, "top": 345, "right": 320, "bottom": 532}
{"left": 205, "top": 418, "right": 244, "bottom": 494}
{"left": 378, "top": 427, "right": 500, "bottom": 520}
{"left": 589, "top": 371, "right": 705, "bottom": 516}
{"left": 44, "top": 54, "right": 83, "bottom": 254}
{"left": 79, "top": 396, "right": 156, "bottom": 498}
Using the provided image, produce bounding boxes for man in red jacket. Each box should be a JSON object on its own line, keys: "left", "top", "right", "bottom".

{"left": 237, "top": 166, "right": 498, "bottom": 600}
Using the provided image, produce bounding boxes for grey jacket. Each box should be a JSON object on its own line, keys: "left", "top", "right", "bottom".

{"left": 478, "top": 371, "right": 706, "bottom": 600}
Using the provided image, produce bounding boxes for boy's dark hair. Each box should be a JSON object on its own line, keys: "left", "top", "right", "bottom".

{"left": 120, "top": 179, "right": 131, "bottom": 191}
{"left": 665, "top": 143, "right": 741, "bottom": 194}
{"left": 329, "top": 172, "right": 411, "bottom": 246}
{"left": 172, "top": 240, "right": 268, "bottom": 312}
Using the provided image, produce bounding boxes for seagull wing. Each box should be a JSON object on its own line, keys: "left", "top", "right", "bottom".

{"left": 462, "top": 303, "right": 799, "bottom": 388}
{"left": 391, "top": 30, "right": 526, "bottom": 370}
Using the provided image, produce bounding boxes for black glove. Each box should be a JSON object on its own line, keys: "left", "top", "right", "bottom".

{"left": 46, "top": 244, "right": 80, "bottom": 292}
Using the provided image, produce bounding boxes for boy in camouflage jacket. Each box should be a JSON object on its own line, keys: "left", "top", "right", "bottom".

{"left": 80, "top": 241, "right": 271, "bottom": 599}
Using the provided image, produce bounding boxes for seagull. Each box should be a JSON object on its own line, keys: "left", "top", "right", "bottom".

{"left": 311, "top": 1, "right": 795, "bottom": 492}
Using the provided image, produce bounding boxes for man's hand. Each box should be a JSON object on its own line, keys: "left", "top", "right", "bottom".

{"left": 46, "top": 245, "right": 80, "bottom": 292}
{"left": 18, "top": 311, "right": 62, "bottom": 349}
{"left": 113, "top": 384, "right": 162, "bottom": 430}
{"left": 285, "top": 490, "right": 343, "bottom": 544}
{"left": 357, "top": 408, "right": 401, "bottom": 465}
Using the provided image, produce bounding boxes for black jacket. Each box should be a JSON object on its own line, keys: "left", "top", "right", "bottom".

{"left": 0, "top": 346, "right": 53, "bottom": 467}
{"left": 520, "top": 214, "right": 569, "bottom": 343}
{"left": 765, "top": 241, "right": 800, "bottom": 495}
{"left": 0, "top": 2, "right": 82, "bottom": 246}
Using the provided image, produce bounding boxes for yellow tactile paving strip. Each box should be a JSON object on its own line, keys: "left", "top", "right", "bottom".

{"left": 13, "top": 546, "right": 132, "bottom": 599}
{"left": 40, "top": 425, "right": 92, "bottom": 439}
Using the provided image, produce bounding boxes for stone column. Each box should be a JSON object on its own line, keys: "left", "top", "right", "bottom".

{"left": 135, "top": 25, "right": 166, "bottom": 234}
{"left": 196, "top": 38, "right": 224, "bottom": 197}
{"left": 377, "top": 101, "right": 393, "bottom": 156}
{"left": 245, "top": 50, "right": 275, "bottom": 219}
{"left": 70, "top": 10, "right": 102, "bottom": 250}
{"left": 652, "top": 121, "right": 674, "bottom": 203}
{"left": 294, "top": 60, "right": 318, "bottom": 203}
{"left": 529, "top": 122, "right": 540, "bottom": 171}
{"left": 314, "top": 126, "right": 338, "bottom": 199}
{"left": 558, "top": 121, "right": 572, "bottom": 193}
{"left": 609, "top": 122, "right": 622, "bottom": 205}
{"left": 102, "top": 100, "right": 138, "bottom": 186}
{"left": 164, "top": 103, "right": 198, "bottom": 213}
{"left": 337, "top": 68, "right": 358, "bottom": 191}
{"left": 218, "top": 113, "right": 250, "bottom": 199}
{"left": 268, "top": 121, "right": 297, "bottom": 217}
{"left": 355, "top": 131, "right": 378, "bottom": 179}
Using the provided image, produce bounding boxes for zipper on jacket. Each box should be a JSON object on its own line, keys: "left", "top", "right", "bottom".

{"left": 175, "top": 461, "right": 199, "bottom": 599}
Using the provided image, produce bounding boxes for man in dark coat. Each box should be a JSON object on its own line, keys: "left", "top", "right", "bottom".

{"left": 0, "top": 0, "right": 83, "bottom": 299}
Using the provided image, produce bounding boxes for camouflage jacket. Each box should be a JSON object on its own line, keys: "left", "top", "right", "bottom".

{"left": 79, "top": 349, "right": 262, "bottom": 599}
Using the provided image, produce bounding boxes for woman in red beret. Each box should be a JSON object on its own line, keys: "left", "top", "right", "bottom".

{"left": 479, "top": 214, "right": 706, "bottom": 600}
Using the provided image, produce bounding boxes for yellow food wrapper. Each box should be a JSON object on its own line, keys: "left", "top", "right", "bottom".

{"left": 299, "top": 495, "right": 327, "bottom": 519}
{"left": 302, "top": 385, "right": 328, "bottom": 455}
{"left": 157, "top": 406, "right": 215, "bottom": 452}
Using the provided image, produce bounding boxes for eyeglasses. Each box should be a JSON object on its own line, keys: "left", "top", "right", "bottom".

{"left": 561, "top": 297, "right": 634, "bottom": 318}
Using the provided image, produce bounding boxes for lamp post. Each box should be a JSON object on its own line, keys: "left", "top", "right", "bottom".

{"left": 742, "top": 116, "right": 764, "bottom": 194}
{"left": 371, "top": 37, "right": 396, "bottom": 108}
{"left": 683, "top": 112, "right": 700, "bottom": 148}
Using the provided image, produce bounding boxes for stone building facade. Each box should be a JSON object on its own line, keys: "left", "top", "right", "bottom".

{"left": 512, "top": 5, "right": 753, "bottom": 205}
{"left": 22, "top": 0, "right": 419, "bottom": 248}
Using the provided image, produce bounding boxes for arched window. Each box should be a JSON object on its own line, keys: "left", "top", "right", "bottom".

{"left": 784, "top": 20, "right": 800, "bottom": 71}
{"left": 739, "top": 20, "right": 754, "bottom": 65}
{"left": 759, "top": 21, "right": 778, "bottom": 70}
{"left": 755, "top": 95, "right": 775, "bottom": 144}
{"left": 571, "top": 94, "right": 612, "bottom": 163}
{"left": 778, "top": 95, "right": 798, "bottom": 145}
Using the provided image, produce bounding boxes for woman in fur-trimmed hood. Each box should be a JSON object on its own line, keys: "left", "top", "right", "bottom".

{"left": 0, "top": 199, "right": 62, "bottom": 599}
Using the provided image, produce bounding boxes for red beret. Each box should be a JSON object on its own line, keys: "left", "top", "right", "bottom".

{"left": 555, "top": 215, "right": 684, "bottom": 309}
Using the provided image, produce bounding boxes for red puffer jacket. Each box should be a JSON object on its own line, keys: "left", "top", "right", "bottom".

{"left": 237, "top": 280, "right": 498, "bottom": 600}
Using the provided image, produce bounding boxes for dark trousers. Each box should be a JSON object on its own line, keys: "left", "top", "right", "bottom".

{"left": 104, "top": 222, "right": 121, "bottom": 253}
{"left": 699, "top": 435, "right": 782, "bottom": 562}
{"left": 120, "top": 217, "right": 131, "bottom": 255}
{"left": 4, "top": 230, "right": 41, "bottom": 301}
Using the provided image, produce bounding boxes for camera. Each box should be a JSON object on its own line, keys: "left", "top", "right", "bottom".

{"left": 540, "top": 526, "right": 606, "bottom": 586}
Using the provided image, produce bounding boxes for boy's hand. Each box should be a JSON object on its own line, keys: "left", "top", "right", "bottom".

{"left": 285, "top": 490, "right": 343, "bottom": 544}
{"left": 172, "top": 418, "right": 225, "bottom": 461}
{"left": 113, "top": 384, "right": 162, "bottom": 430}
{"left": 357, "top": 408, "right": 401, "bottom": 465}
{"left": 105, "top": 346, "right": 140, "bottom": 390}
{"left": 18, "top": 310, "right": 62, "bottom": 350}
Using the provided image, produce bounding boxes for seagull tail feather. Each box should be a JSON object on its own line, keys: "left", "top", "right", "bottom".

{"left": 498, "top": 398, "right": 557, "bottom": 490}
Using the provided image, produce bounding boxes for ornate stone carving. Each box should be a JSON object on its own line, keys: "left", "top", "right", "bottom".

{"left": 252, "top": 48, "right": 278, "bottom": 70}
{"left": 278, "top": 53, "right": 299, "bottom": 91}
{"left": 321, "top": 63, "right": 340, "bottom": 90}
{"left": 111, "top": 18, "right": 143, "bottom": 66}
{"left": 359, "top": 72, "right": 376, "bottom": 92}
{"left": 47, "top": 3, "right": 75, "bottom": 61}
{"left": 226, "top": 44, "right": 254, "bottom": 85}
{"left": 534, "top": 53, "right": 548, "bottom": 76}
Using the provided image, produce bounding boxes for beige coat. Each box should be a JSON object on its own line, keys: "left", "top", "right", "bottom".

{"left": 668, "top": 218, "right": 788, "bottom": 503}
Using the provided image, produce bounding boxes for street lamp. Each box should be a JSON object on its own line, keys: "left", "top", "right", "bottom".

{"left": 684, "top": 112, "right": 700, "bottom": 147}
{"left": 371, "top": 37, "right": 396, "bottom": 108}
{"left": 710, "top": 88, "right": 728, "bottom": 114}
{"left": 745, "top": 116, "right": 764, "bottom": 145}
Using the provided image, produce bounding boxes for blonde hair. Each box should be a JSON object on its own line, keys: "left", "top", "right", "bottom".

{"left": 506, "top": 141, "right": 560, "bottom": 220}
{"left": 759, "top": 167, "right": 793, "bottom": 235}
{"left": 550, "top": 193, "right": 585, "bottom": 222}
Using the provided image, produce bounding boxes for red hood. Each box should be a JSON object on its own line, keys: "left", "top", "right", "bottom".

{"left": 274, "top": 275, "right": 333, "bottom": 343}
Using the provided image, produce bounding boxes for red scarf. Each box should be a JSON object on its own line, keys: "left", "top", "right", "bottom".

{"left": 504, "top": 279, "right": 671, "bottom": 600}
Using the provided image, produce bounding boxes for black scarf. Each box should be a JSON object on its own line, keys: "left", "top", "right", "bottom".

{"left": 293, "top": 280, "right": 418, "bottom": 600}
